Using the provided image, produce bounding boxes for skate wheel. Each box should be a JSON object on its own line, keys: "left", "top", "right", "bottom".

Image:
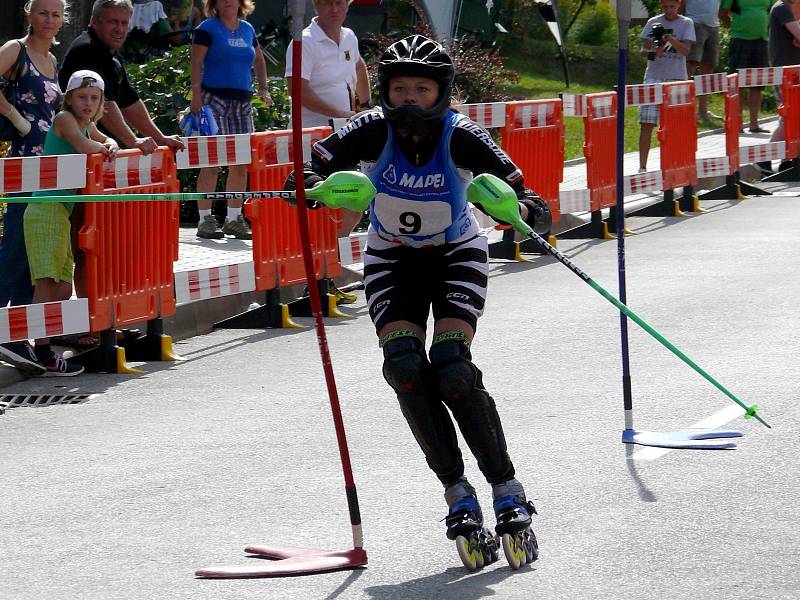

{"left": 502, "top": 533, "right": 526, "bottom": 570}
{"left": 456, "top": 535, "right": 483, "bottom": 572}
{"left": 525, "top": 530, "right": 539, "bottom": 563}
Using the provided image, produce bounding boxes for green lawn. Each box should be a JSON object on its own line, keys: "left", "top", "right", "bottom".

{"left": 499, "top": 41, "right": 766, "bottom": 160}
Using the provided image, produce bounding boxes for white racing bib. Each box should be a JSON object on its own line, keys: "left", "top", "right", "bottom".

{"left": 373, "top": 192, "right": 453, "bottom": 237}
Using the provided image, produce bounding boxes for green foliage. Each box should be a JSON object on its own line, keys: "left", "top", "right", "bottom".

{"left": 125, "top": 44, "right": 291, "bottom": 136}
{"left": 362, "top": 0, "right": 519, "bottom": 104}
{"left": 572, "top": 0, "right": 616, "bottom": 46}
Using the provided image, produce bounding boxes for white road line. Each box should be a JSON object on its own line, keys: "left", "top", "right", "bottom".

{"left": 631, "top": 404, "right": 746, "bottom": 461}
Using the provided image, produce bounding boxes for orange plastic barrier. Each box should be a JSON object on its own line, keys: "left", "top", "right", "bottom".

{"left": 501, "top": 99, "right": 564, "bottom": 221}
{"left": 582, "top": 92, "right": 617, "bottom": 211}
{"left": 80, "top": 148, "right": 179, "bottom": 333}
{"left": 724, "top": 73, "right": 741, "bottom": 176}
{"left": 657, "top": 81, "right": 698, "bottom": 190}
{"left": 245, "top": 127, "right": 341, "bottom": 290}
{"left": 778, "top": 66, "right": 800, "bottom": 161}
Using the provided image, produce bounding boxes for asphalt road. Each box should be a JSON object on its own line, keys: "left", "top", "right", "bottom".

{"left": 1, "top": 194, "right": 798, "bottom": 600}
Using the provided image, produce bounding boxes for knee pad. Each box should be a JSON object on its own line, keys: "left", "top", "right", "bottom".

{"left": 428, "top": 337, "right": 482, "bottom": 401}
{"left": 382, "top": 334, "right": 428, "bottom": 397}
{"left": 429, "top": 336, "right": 515, "bottom": 484}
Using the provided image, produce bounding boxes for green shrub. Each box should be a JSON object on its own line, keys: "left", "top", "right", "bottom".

{"left": 125, "top": 45, "right": 291, "bottom": 136}
{"left": 362, "top": 0, "right": 519, "bottom": 104}
{"left": 573, "top": 0, "right": 617, "bottom": 47}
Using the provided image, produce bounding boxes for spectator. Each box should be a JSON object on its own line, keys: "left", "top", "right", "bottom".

{"left": 285, "top": 0, "right": 371, "bottom": 240}
{"left": 0, "top": 0, "right": 66, "bottom": 376}
{"left": 720, "top": 0, "right": 773, "bottom": 133}
{"left": 57, "top": 0, "right": 183, "bottom": 311}
{"left": 59, "top": 0, "right": 184, "bottom": 155}
{"left": 25, "top": 70, "right": 118, "bottom": 376}
{"left": 766, "top": 0, "right": 800, "bottom": 150}
{"left": 638, "top": 0, "right": 695, "bottom": 171}
{"left": 190, "top": 0, "right": 271, "bottom": 240}
{"left": 685, "top": 0, "right": 722, "bottom": 122}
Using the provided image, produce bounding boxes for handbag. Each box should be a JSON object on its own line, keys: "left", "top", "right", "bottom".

{"left": 178, "top": 105, "right": 219, "bottom": 137}
{"left": 0, "top": 41, "right": 27, "bottom": 142}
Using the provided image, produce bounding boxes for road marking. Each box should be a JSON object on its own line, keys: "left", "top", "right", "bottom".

{"left": 631, "top": 404, "right": 746, "bottom": 461}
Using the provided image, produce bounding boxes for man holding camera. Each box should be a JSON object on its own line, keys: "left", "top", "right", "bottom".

{"left": 638, "top": 0, "right": 695, "bottom": 172}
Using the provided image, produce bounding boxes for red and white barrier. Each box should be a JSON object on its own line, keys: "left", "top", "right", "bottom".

{"left": 0, "top": 299, "right": 89, "bottom": 344}
{"left": 561, "top": 93, "right": 588, "bottom": 117}
{"left": 559, "top": 189, "right": 591, "bottom": 213}
{"left": 740, "top": 141, "right": 786, "bottom": 164}
{"left": 174, "top": 262, "right": 256, "bottom": 305}
{"left": 264, "top": 131, "right": 316, "bottom": 164}
{"left": 513, "top": 102, "right": 558, "bottom": 128}
{"left": 738, "top": 67, "right": 783, "bottom": 88}
{"left": 624, "top": 171, "right": 663, "bottom": 196}
{"left": 176, "top": 134, "right": 252, "bottom": 169}
{"left": 338, "top": 233, "right": 367, "bottom": 266}
{"left": 104, "top": 151, "right": 165, "bottom": 188}
{"left": 626, "top": 83, "right": 663, "bottom": 107}
{"left": 694, "top": 73, "right": 728, "bottom": 96}
{"left": 0, "top": 154, "right": 86, "bottom": 194}
{"left": 461, "top": 102, "right": 507, "bottom": 129}
{"left": 696, "top": 156, "right": 730, "bottom": 178}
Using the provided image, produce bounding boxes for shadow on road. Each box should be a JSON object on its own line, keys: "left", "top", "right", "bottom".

{"left": 363, "top": 562, "right": 538, "bottom": 599}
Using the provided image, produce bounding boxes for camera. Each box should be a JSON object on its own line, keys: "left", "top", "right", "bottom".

{"left": 647, "top": 22, "right": 667, "bottom": 61}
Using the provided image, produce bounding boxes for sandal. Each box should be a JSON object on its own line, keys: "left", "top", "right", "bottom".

{"left": 749, "top": 126, "right": 768, "bottom": 133}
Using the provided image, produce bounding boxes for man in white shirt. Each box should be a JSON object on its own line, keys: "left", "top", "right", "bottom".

{"left": 285, "top": 0, "right": 371, "bottom": 297}
{"left": 285, "top": 0, "right": 371, "bottom": 128}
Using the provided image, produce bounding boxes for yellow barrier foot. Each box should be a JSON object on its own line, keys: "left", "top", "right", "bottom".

{"left": 116, "top": 347, "right": 144, "bottom": 374}
{"left": 673, "top": 202, "right": 689, "bottom": 218}
{"left": 281, "top": 304, "right": 304, "bottom": 329}
{"left": 691, "top": 195, "right": 707, "bottom": 213}
{"left": 547, "top": 235, "right": 558, "bottom": 248}
{"left": 736, "top": 185, "right": 747, "bottom": 200}
{"left": 159, "top": 335, "right": 184, "bottom": 362}
{"left": 327, "top": 294, "right": 347, "bottom": 318}
{"left": 513, "top": 242, "right": 530, "bottom": 262}
{"left": 602, "top": 223, "right": 617, "bottom": 240}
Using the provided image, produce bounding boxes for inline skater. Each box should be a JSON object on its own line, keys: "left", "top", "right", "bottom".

{"left": 288, "top": 35, "right": 550, "bottom": 570}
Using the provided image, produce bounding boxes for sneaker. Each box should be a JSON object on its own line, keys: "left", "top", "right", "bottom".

{"left": 196, "top": 214, "right": 224, "bottom": 239}
{"left": 40, "top": 353, "right": 84, "bottom": 377}
{"left": 222, "top": 214, "right": 252, "bottom": 240}
{"left": 0, "top": 341, "right": 46, "bottom": 376}
{"left": 637, "top": 167, "right": 647, "bottom": 174}
{"left": 329, "top": 281, "right": 357, "bottom": 304}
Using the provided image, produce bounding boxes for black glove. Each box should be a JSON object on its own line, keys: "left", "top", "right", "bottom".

{"left": 283, "top": 163, "right": 325, "bottom": 208}
{"left": 519, "top": 192, "right": 552, "bottom": 235}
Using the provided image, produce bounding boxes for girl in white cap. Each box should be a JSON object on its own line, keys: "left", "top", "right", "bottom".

{"left": 23, "top": 69, "right": 119, "bottom": 376}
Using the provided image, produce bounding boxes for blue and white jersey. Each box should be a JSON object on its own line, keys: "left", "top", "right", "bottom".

{"left": 362, "top": 111, "right": 479, "bottom": 247}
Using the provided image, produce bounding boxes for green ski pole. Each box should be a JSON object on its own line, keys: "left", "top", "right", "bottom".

{"left": 467, "top": 173, "right": 770, "bottom": 429}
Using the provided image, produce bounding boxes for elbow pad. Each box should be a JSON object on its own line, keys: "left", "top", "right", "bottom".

{"left": 520, "top": 193, "right": 552, "bottom": 235}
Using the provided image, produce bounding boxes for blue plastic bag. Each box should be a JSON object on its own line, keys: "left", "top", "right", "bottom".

{"left": 179, "top": 106, "right": 219, "bottom": 136}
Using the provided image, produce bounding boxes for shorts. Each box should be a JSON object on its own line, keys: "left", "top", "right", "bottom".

{"left": 363, "top": 233, "right": 489, "bottom": 334}
{"left": 201, "top": 89, "right": 254, "bottom": 135}
{"left": 23, "top": 202, "right": 73, "bottom": 284}
{"left": 728, "top": 38, "right": 768, "bottom": 73}
{"left": 638, "top": 103, "right": 660, "bottom": 125}
{"left": 687, "top": 23, "right": 720, "bottom": 68}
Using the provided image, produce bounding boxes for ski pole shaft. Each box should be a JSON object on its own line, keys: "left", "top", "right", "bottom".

{"left": 527, "top": 229, "right": 770, "bottom": 429}
{"left": 1, "top": 190, "right": 297, "bottom": 204}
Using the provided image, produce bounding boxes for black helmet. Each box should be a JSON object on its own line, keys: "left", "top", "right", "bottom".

{"left": 378, "top": 35, "right": 455, "bottom": 137}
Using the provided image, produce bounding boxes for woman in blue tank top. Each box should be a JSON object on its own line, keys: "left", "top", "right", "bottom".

{"left": 0, "top": 0, "right": 66, "bottom": 376}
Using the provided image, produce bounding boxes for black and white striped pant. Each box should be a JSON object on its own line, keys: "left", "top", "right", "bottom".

{"left": 364, "top": 233, "right": 489, "bottom": 334}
